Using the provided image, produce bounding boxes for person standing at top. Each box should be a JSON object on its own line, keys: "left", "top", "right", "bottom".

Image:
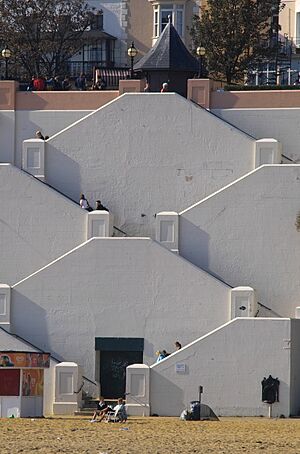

{"left": 76, "top": 73, "right": 86, "bottom": 91}
{"left": 62, "top": 76, "right": 71, "bottom": 91}
{"left": 160, "top": 82, "right": 168, "bottom": 93}
{"left": 144, "top": 82, "right": 151, "bottom": 92}
{"left": 33, "top": 75, "right": 46, "bottom": 91}
{"left": 53, "top": 76, "right": 62, "bottom": 90}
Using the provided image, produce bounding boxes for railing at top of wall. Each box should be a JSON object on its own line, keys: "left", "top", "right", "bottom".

{"left": 21, "top": 168, "right": 130, "bottom": 237}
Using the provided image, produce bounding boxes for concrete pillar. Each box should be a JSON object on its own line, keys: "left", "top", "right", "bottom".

{"left": 187, "top": 79, "right": 213, "bottom": 109}
{"left": 0, "top": 284, "right": 11, "bottom": 331}
{"left": 255, "top": 139, "right": 282, "bottom": 167}
{"left": 156, "top": 212, "right": 179, "bottom": 253}
{"left": 0, "top": 81, "right": 18, "bottom": 109}
{"left": 87, "top": 210, "right": 113, "bottom": 240}
{"left": 22, "top": 139, "right": 45, "bottom": 181}
{"left": 119, "top": 79, "right": 145, "bottom": 94}
{"left": 53, "top": 362, "right": 83, "bottom": 415}
{"left": 126, "top": 364, "right": 150, "bottom": 416}
{"left": 295, "top": 307, "right": 300, "bottom": 318}
{"left": 231, "top": 287, "right": 257, "bottom": 319}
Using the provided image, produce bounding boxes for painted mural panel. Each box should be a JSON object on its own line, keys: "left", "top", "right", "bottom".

{"left": 22, "top": 369, "right": 44, "bottom": 397}
{"left": 0, "top": 353, "right": 50, "bottom": 368}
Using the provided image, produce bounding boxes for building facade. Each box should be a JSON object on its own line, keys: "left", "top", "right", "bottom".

{"left": 69, "top": 0, "right": 200, "bottom": 76}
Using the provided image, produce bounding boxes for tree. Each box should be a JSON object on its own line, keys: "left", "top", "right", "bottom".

{"left": 190, "top": 0, "right": 284, "bottom": 84}
{"left": 0, "top": 0, "right": 94, "bottom": 78}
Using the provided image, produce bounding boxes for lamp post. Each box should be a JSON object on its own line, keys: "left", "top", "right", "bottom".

{"left": 1, "top": 48, "right": 11, "bottom": 80}
{"left": 196, "top": 46, "right": 206, "bottom": 78}
{"left": 128, "top": 42, "right": 137, "bottom": 79}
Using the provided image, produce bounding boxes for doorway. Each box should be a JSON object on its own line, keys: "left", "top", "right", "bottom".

{"left": 95, "top": 337, "right": 144, "bottom": 399}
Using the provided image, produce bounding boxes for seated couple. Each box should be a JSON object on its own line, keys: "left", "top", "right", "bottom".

{"left": 91, "top": 397, "right": 127, "bottom": 423}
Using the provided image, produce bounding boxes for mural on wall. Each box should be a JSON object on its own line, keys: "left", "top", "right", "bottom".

{"left": 0, "top": 352, "right": 50, "bottom": 368}
{"left": 22, "top": 369, "right": 44, "bottom": 396}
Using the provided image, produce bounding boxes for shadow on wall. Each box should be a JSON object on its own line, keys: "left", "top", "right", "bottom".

{"left": 15, "top": 95, "right": 47, "bottom": 168}
{"left": 44, "top": 143, "right": 81, "bottom": 203}
{"left": 144, "top": 339, "right": 155, "bottom": 360}
{"left": 11, "top": 289, "right": 52, "bottom": 357}
{"left": 150, "top": 369, "right": 184, "bottom": 416}
{"left": 179, "top": 217, "right": 235, "bottom": 285}
{"left": 179, "top": 217, "right": 210, "bottom": 270}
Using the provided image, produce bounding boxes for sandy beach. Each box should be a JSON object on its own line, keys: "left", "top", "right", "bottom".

{"left": 1, "top": 416, "right": 300, "bottom": 454}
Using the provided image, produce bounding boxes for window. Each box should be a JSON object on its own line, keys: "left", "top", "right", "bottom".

{"left": 296, "top": 12, "right": 300, "bottom": 47}
{"left": 153, "top": 3, "right": 185, "bottom": 38}
{"left": 154, "top": 7, "right": 159, "bottom": 37}
{"left": 176, "top": 5, "right": 184, "bottom": 37}
{"left": 161, "top": 4, "right": 173, "bottom": 32}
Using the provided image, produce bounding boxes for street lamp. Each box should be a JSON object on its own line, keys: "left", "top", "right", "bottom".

{"left": 196, "top": 46, "right": 206, "bottom": 78}
{"left": 1, "top": 48, "right": 11, "bottom": 80}
{"left": 128, "top": 42, "right": 137, "bottom": 79}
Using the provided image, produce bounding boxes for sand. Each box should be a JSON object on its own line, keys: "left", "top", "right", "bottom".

{"left": 0, "top": 416, "right": 300, "bottom": 453}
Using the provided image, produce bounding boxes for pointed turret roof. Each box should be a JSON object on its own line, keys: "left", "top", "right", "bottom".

{"left": 134, "top": 22, "right": 198, "bottom": 72}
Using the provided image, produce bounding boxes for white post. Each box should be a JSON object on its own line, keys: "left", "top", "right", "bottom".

{"left": 255, "top": 139, "right": 282, "bottom": 167}
{"left": 22, "top": 139, "right": 45, "bottom": 181}
{"left": 0, "top": 284, "right": 11, "bottom": 331}
{"left": 126, "top": 364, "right": 150, "bottom": 416}
{"left": 156, "top": 212, "right": 179, "bottom": 253}
{"left": 268, "top": 403, "right": 272, "bottom": 418}
{"left": 230, "top": 287, "right": 257, "bottom": 319}
{"left": 53, "top": 362, "right": 83, "bottom": 415}
{"left": 87, "top": 211, "right": 114, "bottom": 240}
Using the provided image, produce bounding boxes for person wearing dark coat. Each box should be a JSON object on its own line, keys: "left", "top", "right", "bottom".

{"left": 95, "top": 200, "right": 109, "bottom": 211}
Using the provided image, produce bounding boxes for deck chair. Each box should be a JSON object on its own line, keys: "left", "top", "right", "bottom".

{"left": 105, "top": 405, "right": 127, "bottom": 423}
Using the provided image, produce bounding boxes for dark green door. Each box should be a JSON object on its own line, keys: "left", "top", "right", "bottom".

{"left": 100, "top": 350, "right": 143, "bottom": 399}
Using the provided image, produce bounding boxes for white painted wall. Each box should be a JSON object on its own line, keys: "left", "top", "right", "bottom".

{"left": 11, "top": 238, "right": 231, "bottom": 383}
{"left": 213, "top": 108, "right": 300, "bottom": 162}
{"left": 0, "top": 164, "right": 87, "bottom": 285}
{"left": 180, "top": 165, "right": 300, "bottom": 318}
{"left": 46, "top": 93, "right": 256, "bottom": 237}
{"left": 0, "top": 111, "right": 15, "bottom": 163}
{"left": 15, "top": 110, "right": 91, "bottom": 168}
{"left": 150, "top": 318, "right": 293, "bottom": 417}
{"left": 0, "top": 110, "right": 91, "bottom": 167}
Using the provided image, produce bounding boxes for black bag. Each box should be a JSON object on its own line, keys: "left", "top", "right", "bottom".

{"left": 189, "top": 401, "right": 201, "bottom": 421}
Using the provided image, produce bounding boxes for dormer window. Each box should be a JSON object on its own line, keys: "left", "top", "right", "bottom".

{"left": 152, "top": 3, "right": 185, "bottom": 39}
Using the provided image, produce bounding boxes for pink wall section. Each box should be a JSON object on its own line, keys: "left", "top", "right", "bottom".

{"left": 0, "top": 81, "right": 118, "bottom": 111}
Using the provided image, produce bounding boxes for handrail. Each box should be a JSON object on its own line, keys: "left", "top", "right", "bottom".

{"left": 0, "top": 326, "right": 97, "bottom": 386}
{"left": 257, "top": 302, "right": 283, "bottom": 318}
{"left": 282, "top": 154, "right": 296, "bottom": 163}
{"left": 190, "top": 99, "right": 258, "bottom": 140}
{"left": 21, "top": 168, "right": 129, "bottom": 236}
{"left": 113, "top": 226, "right": 130, "bottom": 236}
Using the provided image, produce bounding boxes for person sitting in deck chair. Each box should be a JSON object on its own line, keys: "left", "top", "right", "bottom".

{"left": 110, "top": 398, "right": 127, "bottom": 422}
{"left": 90, "top": 396, "right": 110, "bottom": 422}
